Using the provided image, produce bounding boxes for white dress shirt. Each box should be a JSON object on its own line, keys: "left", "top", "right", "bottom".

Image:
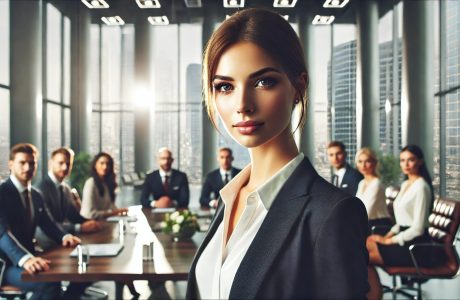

{"left": 195, "top": 153, "right": 304, "bottom": 299}
{"left": 390, "top": 177, "right": 431, "bottom": 245}
{"left": 355, "top": 178, "right": 390, "bottom": 220}
{"left": 334, "top": 167, "right": 346, "bottom": 187}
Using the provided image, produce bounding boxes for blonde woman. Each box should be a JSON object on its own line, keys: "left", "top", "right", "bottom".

{"left": 355, "top": 147, "right": 392, "bottom": 234}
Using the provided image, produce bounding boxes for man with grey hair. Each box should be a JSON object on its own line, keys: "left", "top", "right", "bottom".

{"left": 140, "top": 147, "right": 190, "bottom": 208}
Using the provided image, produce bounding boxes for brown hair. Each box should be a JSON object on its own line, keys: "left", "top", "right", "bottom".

{"left": 10, "top": 143, "right": 38, "bottom": 161}
{"left": 202, "top": 8, "right": 309, "bottom": 132}
{"left": 91, "top": 152, "right": 117, "bottom": 202}
{"left": 51, "top": 147, "right": 75, "bottom": 160}
{"left": 219, "top": 147, "right": 233, "bottom": 156}
{"left": 327, "top": 141, "right": 346, "bottom": 153}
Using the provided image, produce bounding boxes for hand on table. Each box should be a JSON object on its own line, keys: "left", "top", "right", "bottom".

{"left": 155, "top": 196, "right": 173, "bottom": 208}
{"left": 81, "top": 220, "right": 102, "bottom": 233}
{"left": 23, "top": 257, "right": 51, "bottom": 274}
{"left": 62, "top": 234, "right": 81, "bottom": 247}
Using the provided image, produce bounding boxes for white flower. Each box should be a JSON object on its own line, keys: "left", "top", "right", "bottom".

{"left": 160, "top": 221, "right": 167, "bottom": 229}
{"left": 172, "top": 224, "right": 181, "bottom": 233}
{"left": 176, "top": 215, "right": 185, "bottom": 224}
{"left": 170, "top": 211, "right": 180, "bottom": 221}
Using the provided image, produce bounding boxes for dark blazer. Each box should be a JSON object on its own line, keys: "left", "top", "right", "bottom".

{"left": 186, "top": 158, "right": 369, "bottom": 299}
{"left": 199, "top": 167, "right": 241, "bottom": 207}
{"left": 335, "top": 164, "right": 363, "bottom": 196}
{"left": 140, "top": 169, "right": 190, "bottom": 208}
{"left": 35, "top": 175, "right": 88, "bottom": 233}
{"left": 0, "top": 178, "right": 66, "bottom": 266}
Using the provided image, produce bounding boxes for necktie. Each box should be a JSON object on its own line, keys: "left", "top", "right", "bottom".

{"left": 23, "top": 190, "right": 33, "bottom": 228}
{"left": 163, "top": 175, "right": 169, "bottom": 192}
{"left": 332, "top": 174, "right": 339, "bottom": 187}
{"left": 224, "top": 173, "right": 229, "bottom": 184}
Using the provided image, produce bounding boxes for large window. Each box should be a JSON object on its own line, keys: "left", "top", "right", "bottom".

{"left": 90, "top": 24, "right": 135, "bottom": 177}
{"left": 0, "top": 0, "right": 10, "bottom": 180}
{"left": 44, "top": 3, "right": 71, "bottom": 160}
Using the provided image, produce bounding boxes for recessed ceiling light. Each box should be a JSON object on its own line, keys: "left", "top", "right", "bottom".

{"left": 273, "top": 0, "right": 297, "bottom": 8}
{"left": 148, "top": 16, "right": 170, "bottom": 25}
{"left": 101, "top": 16, "right": 125, "bottom": 26}
{"left": 323, "top": 0, "right": 349, "bottom": 8}
{"left": 81, "top": 0, "right": 109, "bottom": 9}
{"left": 184, "top": 0, "right": 202, "bottom": 8}
{"left": 223, "top": 0, "right": 245, "bottom": 8}
{"left": 312, "top": 15, "right": 335, "bottom": 25}
{"left": 136, "top": 0, "right": 161, "bottom": 8}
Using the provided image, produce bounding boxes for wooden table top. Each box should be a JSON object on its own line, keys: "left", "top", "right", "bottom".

{"left": 22, "top": 206, "right": 204, "bottom": 282}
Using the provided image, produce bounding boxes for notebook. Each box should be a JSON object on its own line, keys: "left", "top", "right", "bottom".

{"left": 106, "top": 215, "right": 138, "bottom": 222}
{"left": 69, "top": 244, "right": 124, "bottom": 257}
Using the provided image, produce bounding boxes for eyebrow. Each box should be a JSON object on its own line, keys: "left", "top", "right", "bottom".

{"left": 213, "top": 67, "right": 283, "bottom": 82}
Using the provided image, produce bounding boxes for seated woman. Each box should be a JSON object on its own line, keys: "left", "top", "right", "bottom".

{"left": 355, "top": 147, "right": 392, "bottom": 234}
{"left": 366, "top": 144, "right": 433, "bottom": 299}
{"left": 80, "top": 152, "right": 128, "bottom": 219}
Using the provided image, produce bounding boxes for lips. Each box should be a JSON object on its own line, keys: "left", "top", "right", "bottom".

{"left": 233, "top": 120, "right": 264, "bottom": 135}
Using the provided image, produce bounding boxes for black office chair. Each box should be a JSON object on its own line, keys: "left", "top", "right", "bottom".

{"left": 381, "top": 197, "right": 460, "bottom": 299}
{"left": 0, "top": 258, "right": 27, "bottom": 300}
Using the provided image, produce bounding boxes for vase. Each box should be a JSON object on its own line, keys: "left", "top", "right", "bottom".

{"left": 172, "top": 227, "right": 196, "bottom": 242}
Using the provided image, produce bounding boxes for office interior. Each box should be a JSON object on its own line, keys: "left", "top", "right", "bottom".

{"left": 1, "top": 0, "right": 460, "bottom": 298}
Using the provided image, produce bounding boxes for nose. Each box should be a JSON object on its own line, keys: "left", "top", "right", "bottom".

{"left": 236, "top": 86, "right": 255, "bottom": 114}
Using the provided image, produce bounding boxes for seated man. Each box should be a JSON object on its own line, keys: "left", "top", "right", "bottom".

{"left": 0, "top": 143, "right": 80, "bottom": 300}
{"left": 199, "top": 147, "right": 241, "bottom": 209}
{"left": 35, "top": 147, "right": 101, "bottom": 237}
{"left": 140, "top": 147, "right": 189, "bottom": 208}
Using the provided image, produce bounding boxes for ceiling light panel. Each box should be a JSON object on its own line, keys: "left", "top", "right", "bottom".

{"left": 223, "top": 0, "right": 245, "bottom": 8}
{"left": 101, "top": 16, "right": 125, "bottom": 25}
{"left": 273, "top": 0, "right": 297, "bottom": 8}
{"left": 148, "top": 16, "right": 170, "bottom": 25}
{"left": 184, "top": 0, "right": 202, "bottom": 8}
{"left": 136, "top": 0, "right": 161, "bottom": 9}
{"left": 312, "top": 15, "right": 335, "bottom": 25}
{"left": 81, "top": 0, "right": 109, "bottom": 9}
{"left": 323, "top": 0, "right": 349, "bottom": 8}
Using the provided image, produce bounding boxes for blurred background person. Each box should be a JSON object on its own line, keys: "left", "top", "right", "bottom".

{"left": 80, "top": 152, "right": 128, "bottom": 219}
{"left": 355, "top": 147, "right": 392, "bottom": 234}
{"left": 327, "top": 140, "right": 363, "bottom": 195}
{"left": 366, "top": 144, "right": 433, "bottom": 299}
{"left": 199, "top": 147, "right": 241, "bottom": 209}
{"left": 140, "top": 147, "right": 190, "bottom": 209}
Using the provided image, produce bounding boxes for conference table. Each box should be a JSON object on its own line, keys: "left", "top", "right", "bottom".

{"left": 22, "top": 206, "right": 207, "bottom": 297}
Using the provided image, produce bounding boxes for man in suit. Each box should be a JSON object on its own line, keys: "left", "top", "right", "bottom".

{"left": 140, "top": 147, "right": 190, "bottom": 208}
{"left": 0, "top": 143, "right": 81, "bottom": 299}
{"left": 36, "top": 147, "right": 101, "bottom": 236}
{"left": 327, "top": 140, "right": 363, "bottom": 195}
{"left": 199, "top": 147, "right": 241, "bottom": 208}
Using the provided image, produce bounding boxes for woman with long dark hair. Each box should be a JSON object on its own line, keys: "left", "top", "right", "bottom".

{"left": 186, "top": 8, "right": 368, "bottom": 299}
{"left": 366, "top": 144, "right": 433, "bottom": 299}
{"left": 80, "top": 152, "right": 128, "bottom": 219}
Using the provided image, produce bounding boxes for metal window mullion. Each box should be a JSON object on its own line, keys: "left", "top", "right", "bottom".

{"left": 119, "top": 27, "right": 124, "bottom": 179}
{"left": 42, "top": 3, "right": 48, "bottom": 178}
{"left": 439, "top": 0, "right": 447, "bottom": 197}
{"left": 60, "top": 14, "right": 65, "bottom": 146}
{"left": 98, "top": 24, "right": 102, "bottom": 152}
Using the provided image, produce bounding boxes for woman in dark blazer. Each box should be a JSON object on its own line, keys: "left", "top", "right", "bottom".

{"left": 186, "top": 8, "right": 369, "bottom": 299}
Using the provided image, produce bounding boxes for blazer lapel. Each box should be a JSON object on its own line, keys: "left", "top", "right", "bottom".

{"left": 229, "top": 158, "right": 318, "bottom": 299}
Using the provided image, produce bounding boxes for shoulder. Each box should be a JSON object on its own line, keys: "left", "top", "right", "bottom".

{"left": 173, "top": 169, "right": 187, "bottom": 178}
{"left": 146, "top": 170, "right": 159, "bottom": 178}
{"left": 83, "top": 177, "right": 96, "bottom": 188}
{"left": 414, "top": 178, "right": 430, "bottom": 194}
{"left": 31, "top": 187, "right": 45, "bottom": 202}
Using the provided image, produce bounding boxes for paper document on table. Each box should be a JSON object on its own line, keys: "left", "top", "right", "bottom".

{"left": 106, "top": 215, "right": 138, "bottom": 222}
{"left": 151, "top": 207, "right": 175, "bottom": 213}
{"left": 70, "top": 244, "right": 124, "bottom": 257}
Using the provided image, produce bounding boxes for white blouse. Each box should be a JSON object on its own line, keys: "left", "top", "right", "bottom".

{"left": 80, "top": 177, "right": 117, "bottom": 219}
{"left": 195, "top": 153, "right": 304, "bottom": 299}
{"left": 390, "top": 177, "right": 431, "bottom": 246}
{"left": 355, "top": 178, "right": 390, "bottom": 220}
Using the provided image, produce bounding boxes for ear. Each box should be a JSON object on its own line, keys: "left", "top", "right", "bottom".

{"left": 295, "top": 72, "right": 308, "bottom": 100}
{"left": 8, "top": 160, "right": 13, "bottom": 170}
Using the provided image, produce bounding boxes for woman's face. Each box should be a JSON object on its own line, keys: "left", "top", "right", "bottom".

{"left": 356, "top": 153, "right": 376, "bottom": 177}
{"left": 400, "top": 150, "right": 421, "bottom": 176}
{"left": 212, "top": 41, "right": 298, "bottom": 149}
{"left": 95, "top": 156, "right": 110, "bottom": 178}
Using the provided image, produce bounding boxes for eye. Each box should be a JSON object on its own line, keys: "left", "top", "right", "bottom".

{"left": 255, "top": 77, "right": 277, "bottom": 88}
{"left": 213, "top": 82, "right": 233, "bottom": 94}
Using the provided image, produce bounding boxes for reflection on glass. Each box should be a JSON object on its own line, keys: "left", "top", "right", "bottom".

{"left": 47, "top": 103, "right": 62, "bottom": 159}
{"left": 0, "top": 0, "right": 9, "bottom": 86}
{"left": 46, "top": 3, "right": 62, "bottom": 101}
{"left": 0, "top": 88, "right": 10, "bottom": 180}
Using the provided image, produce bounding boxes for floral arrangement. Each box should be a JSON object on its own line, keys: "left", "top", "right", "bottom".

{"left": 160, "top": 210, "right": 200, "bottom": 238}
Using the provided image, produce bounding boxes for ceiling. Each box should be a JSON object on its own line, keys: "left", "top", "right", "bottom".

{"left": 50, "top": 0, "right": 398, "bottom": 25}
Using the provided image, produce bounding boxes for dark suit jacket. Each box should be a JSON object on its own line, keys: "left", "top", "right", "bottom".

{"left": 199, "top": 167, "right": 241, "bottom": 207}
{"left": 140, "top": 169, "right": 190, "bottom": 208}
{"left": 0, "top": 179, "right": 66, "bottom": 266}
{"left": 35, "top": 175, "right": 88, "bottom": 233}
{"left": 334, "top": 164, "right": 363, "bottom": 196}
{"left": 186, "top": 158, "right": 369, "bottom": 299}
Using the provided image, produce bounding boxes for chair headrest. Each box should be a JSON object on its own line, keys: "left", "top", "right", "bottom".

{"left": 429, "top": 198, "right": 460, "bottom": 244}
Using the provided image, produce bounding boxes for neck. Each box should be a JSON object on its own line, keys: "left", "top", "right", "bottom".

{"left": 246, "top": 127, "right": 299, "bottom": 191}
{"left": 364, "top": 174, "right": 377, "bottom": 182}
{"left": 407, "top": 174, "right": 421, "bottom": 182}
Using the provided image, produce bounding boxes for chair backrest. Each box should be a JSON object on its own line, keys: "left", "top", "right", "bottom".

{"left": 131, "top": 173, "right": 140, "bottom": 181}
{"left": 122, "top": 174, "right": 133, "bottom": 185}
{"left": 385, "top": 186, "right": 400, "bottom": 223}
{"left": 428, "top": 198, "right": 460, "bottom": 245}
